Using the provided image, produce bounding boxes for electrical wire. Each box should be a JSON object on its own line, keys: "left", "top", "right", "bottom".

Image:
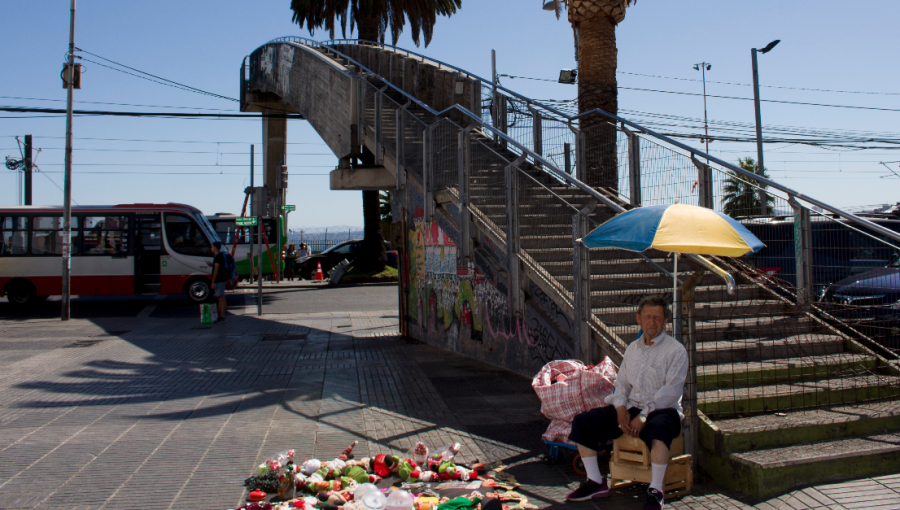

{"left": 76, "top": 48, "right": 238, "bottom": 103}
{"left": 0, "top": 106, "right": 302, "bottom": 119}
{"left": 0, "top": 135, "right": 326, "bottom": 146}
{"left": 0, "top": 95, "right": 238, "bottom": 112}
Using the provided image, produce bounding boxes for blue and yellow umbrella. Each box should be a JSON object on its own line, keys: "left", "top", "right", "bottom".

{"left": 582, "top": 203, "right": 764, "bottom": 256}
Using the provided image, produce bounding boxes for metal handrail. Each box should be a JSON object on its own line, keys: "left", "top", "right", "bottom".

{"left": 252, "top": 36, "right": 739, "bottom": 292}
{"left": 254, "top": 37, "right": 900, "bottom": 248}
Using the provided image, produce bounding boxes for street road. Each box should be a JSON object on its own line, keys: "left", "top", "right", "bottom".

{"left": 0, "top": 282, "right": 399, "bottom": 319}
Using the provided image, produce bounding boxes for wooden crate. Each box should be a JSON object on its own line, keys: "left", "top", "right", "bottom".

{"left": 609, "top": 434, "right": 692, "bottom": 499}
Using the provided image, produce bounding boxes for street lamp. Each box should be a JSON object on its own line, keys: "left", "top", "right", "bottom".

{"left": 693, "top": 62, "right": 712, "bottom": 156}
{"left": 751, "top": 39, "right": 779, "bottom": 217}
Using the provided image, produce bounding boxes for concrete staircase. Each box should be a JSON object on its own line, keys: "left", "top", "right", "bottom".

{"left": 243, "top": 38, "right": 900, "bottom": 499}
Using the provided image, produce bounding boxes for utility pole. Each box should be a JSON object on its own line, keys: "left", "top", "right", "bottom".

{"left": 752, "top": 40, "right": 780, "bottom": 218}
{"left": 24, "top": 135, "right": 33, "bottom": 205}
{"left": 249, "top": 145, "right": 255, "bottom": 285}
{"left": 62, "top": 0, "right": 76, "bottom": 321}
{"left": 692, "top": 63, "right": 712, "bottom": 156}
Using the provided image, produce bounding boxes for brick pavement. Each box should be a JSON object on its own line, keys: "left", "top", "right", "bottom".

{"left": 0, "top": 312, "right": 899, "bottom": 509}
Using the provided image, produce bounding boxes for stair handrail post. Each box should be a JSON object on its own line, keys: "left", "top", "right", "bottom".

{"left": 498, "top": 95, "right": 508, "bottom": 149}
{"left": 678, "top": 269, "right": 705, "bottom": 482}
{"left": 690, "top": 156, "right": 713, "bottom": 209}
{"left": 622, "top": 125, "right": 642, "bottom": 207}
{"left": 506, "top": 155, "right": 526, "bottom": 316}
{"left": 374, "top": 87, "right": 384, "bottom": 165}
{"left": 576, "top": 130, "right": 586, "bottom": 184}
{"left": 573, "top": 207, "right": 595, "bottom": 363}
{"left": 424, "top": 126, "right": 433, "bottom": 222}
{"left": 529, "top": 104, "right": 543, "bottom": 169}
{"left": 458, "top": 127, "right": 473, "bottom": 263}
{"left": 396, "top": 108, "right": 406, "bottom": 191}
{"left": 789, "top": 196, "right": 813, "bottom": 306}
{"left": 358, "top": 78, "right": 366, "bottom": 153}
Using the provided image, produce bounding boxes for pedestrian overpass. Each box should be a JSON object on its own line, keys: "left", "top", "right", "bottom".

{"left": 240, "top": 37, "right": 900, "bottom": 498}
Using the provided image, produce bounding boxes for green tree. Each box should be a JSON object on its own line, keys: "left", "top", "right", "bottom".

{"left": 546, "top": 0, "right": 636, "bottom": 191}
{"left": 290, "top": 0, "right": 461, "bottom": 272}
{"left": 722, "top": 157, "right": 775, "bottom": 217}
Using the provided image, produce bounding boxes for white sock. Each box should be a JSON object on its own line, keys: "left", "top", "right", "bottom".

{"left": 582, "top": 455, "right": 604, "bottom": 484}
{"left": 650, "top": 462, "right": 667, "bottom": 492}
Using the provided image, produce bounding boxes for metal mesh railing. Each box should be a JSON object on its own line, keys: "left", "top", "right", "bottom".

{"left": 427, "top": 119, "right": 459, "bottom": 194}
{"left": 251, "top": 38, "right": 900, "bottom": 421}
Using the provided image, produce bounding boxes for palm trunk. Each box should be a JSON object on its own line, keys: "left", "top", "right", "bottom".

{"left": 357, "top": 188, "right": 388, "bottom": 272}
{"left": 577, "top": 15, "right": 619, "bottom": 191}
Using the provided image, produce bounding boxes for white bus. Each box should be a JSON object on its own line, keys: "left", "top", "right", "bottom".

{"left": 0, "top": 203, "right": 220, "bottom": 305}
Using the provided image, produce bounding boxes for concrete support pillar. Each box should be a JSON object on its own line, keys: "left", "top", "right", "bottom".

{"left": 263, "top": 114, "right": 287, "bottom": 217}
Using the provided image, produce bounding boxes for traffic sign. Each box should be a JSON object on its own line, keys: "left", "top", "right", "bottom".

{"left": 235, "top": 217, "right": 258, "bottom": 226}
{"left": 282, "top": 205, "right": 296, "bottom": 211}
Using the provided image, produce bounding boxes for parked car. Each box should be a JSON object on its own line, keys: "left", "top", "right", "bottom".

{"left": 293, "top": 240, "right": 396, "bottom": 279}
{"left": 819, "top": 255, "right": 900, "bottom": 350}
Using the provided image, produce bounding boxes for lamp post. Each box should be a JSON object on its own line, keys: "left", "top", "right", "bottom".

{"left": 693, "top": 62, "right": 712, "bottom": 156}
{"left": 62, "top": 0, "right": 76, "bottom": 321}
{"left": 752, "top": 39, "right": 779, "bottom": 217}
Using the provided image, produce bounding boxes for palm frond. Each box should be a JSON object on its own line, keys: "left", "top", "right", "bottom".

{"left": 291, "top": 0, "right": 461, "bottom": 47}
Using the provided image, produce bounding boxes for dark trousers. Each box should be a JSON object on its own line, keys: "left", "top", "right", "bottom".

{"left": 568, "top": 405, "right": 681, "bottom": 452}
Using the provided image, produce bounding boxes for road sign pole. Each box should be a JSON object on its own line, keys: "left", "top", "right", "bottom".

{"left": 257, "top": 213, "right": 262, "bottom": 316}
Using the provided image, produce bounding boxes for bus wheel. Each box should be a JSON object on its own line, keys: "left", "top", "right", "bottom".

{"left": 185, "top": 279, "right": 211, "bottom": 303}
{"left": 6, "top": 280, "right": 37, "bottom": 306}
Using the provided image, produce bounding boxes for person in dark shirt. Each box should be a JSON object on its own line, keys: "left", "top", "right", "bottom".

{"left": 210, "top": 241, "right": 228, "bottom": 323}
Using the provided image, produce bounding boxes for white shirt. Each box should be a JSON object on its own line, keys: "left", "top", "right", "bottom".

{"left": 606, "top": 331, "right": 689, "bottom": 419}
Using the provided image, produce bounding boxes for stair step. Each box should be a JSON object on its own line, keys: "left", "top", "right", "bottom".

{"left": 614, "top": 316, "right": 818, "bottom": 345}
{"left": 592, "top": 300, "right": 807, "bottom": 329}
{"left": 709, "top": 431, "right": 900, "bottom": 498}
{"left": 705, "top": 400, "right": 900, "bottom": 453}
{"left": 694, "top": 333, "right": 848, "bottom": 364}
{"left": 590, "top": 284, "right": 763, "bottom": 308}
{"left": 697, "top": 353, "right": 878, "bottom": 390}
{"left": 698, "top": 373, "right": 900, "bottom": 417}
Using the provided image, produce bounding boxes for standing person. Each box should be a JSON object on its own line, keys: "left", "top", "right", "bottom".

{"left": 298, "top": 243, "right": 310, "bottom": 258}
{"left": 209, "top": 241, "right": 228, "bottom": 323}
{"left": 564, "top": 295, "right": 687, "bottom": 510}
{"left": 285, "top": 244, "right": 296, "bottom": 281}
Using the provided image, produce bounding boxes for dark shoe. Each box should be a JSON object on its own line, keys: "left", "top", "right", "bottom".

{"left": 216, "top": 317, "right": 226, "bottom": 323}
{"left": 643, "top": 488, "right": 664, "bottom": 509}
{"left": 565, "top": 479, "right": 609, "bottom": 501}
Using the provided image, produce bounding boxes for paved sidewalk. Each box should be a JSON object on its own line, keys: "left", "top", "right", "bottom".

{"left": 0, "top": 312, "right": 898, "bottom": 509}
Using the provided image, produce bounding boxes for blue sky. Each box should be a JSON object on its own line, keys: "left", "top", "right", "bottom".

{"left": 2, "top": 1, "right": 899, "bottom": 228}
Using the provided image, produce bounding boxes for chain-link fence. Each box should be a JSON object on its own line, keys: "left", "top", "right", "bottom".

{"left": 255, "top": 38, "right": 900, "bottom": 421}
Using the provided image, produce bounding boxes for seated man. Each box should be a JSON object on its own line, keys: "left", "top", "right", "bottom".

{"left": 566, "top": 295, "right": 688, "bottom": 510}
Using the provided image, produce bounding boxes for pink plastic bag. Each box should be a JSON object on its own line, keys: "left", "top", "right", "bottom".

{"left": 531, "top": 358, "right": 617, "bottom": 443}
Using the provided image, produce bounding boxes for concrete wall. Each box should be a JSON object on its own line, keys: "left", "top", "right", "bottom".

{"left": 397, "top": 182, "right": 575, "bottom": 378}
{"left": 249, "top": 43, "right": 356, "bottom": 159}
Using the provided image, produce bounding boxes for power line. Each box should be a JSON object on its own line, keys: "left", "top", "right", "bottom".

{"left": 0, "top": 147, "right": 333, "bottom": 156}
{"left": 0, "top": 106, "right": 303, "bottom": 119}
{"left": 0, "top": 95, "right": 237, "bottom": 112}
{"left": 35, "top": 164, "right": 337, "bottom": 167}
{"left": 500, "top": 72, "right": 900, "bottom": 96}
{"left": 616, "top": 70, "right": 900, "bottom": 96}
{"left": 0, "top": 135, "right": 326, "bottom": 145}
{"left": 76, "top": 48, "right": 238, "bottom": 103}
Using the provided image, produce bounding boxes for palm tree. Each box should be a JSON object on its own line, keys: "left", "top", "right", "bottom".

{"left": 291, "top": 0, "right": 461, "bottom": 272}
{"left": 547, "top": 0, "right": 635, "bottom": 191}
{"left": 722, "top": 157, "right": 775, "bottom": 217}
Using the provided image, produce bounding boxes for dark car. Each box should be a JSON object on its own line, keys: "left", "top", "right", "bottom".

{"left": 293, "top": 240, "right": 397, "bottom": 279}
{"left": 819, "top": 255, "right": 900, "bottom": 350}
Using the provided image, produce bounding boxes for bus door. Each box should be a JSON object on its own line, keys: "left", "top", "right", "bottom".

{"left": 134, "top": 213, "right": 163, "bottom": 295}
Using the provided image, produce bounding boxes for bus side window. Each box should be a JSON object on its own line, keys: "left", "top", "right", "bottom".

{"left": 83, "top": 216, "right": 128, "bottom": 256}
{"left": 0, "top": 216, "right": 28, "bottom": 256}
{"left": 165, "top": 214, "right": 212, "bottom": 257}
{"left": 31, "top": 216, "right": 80, "bottom": 256}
